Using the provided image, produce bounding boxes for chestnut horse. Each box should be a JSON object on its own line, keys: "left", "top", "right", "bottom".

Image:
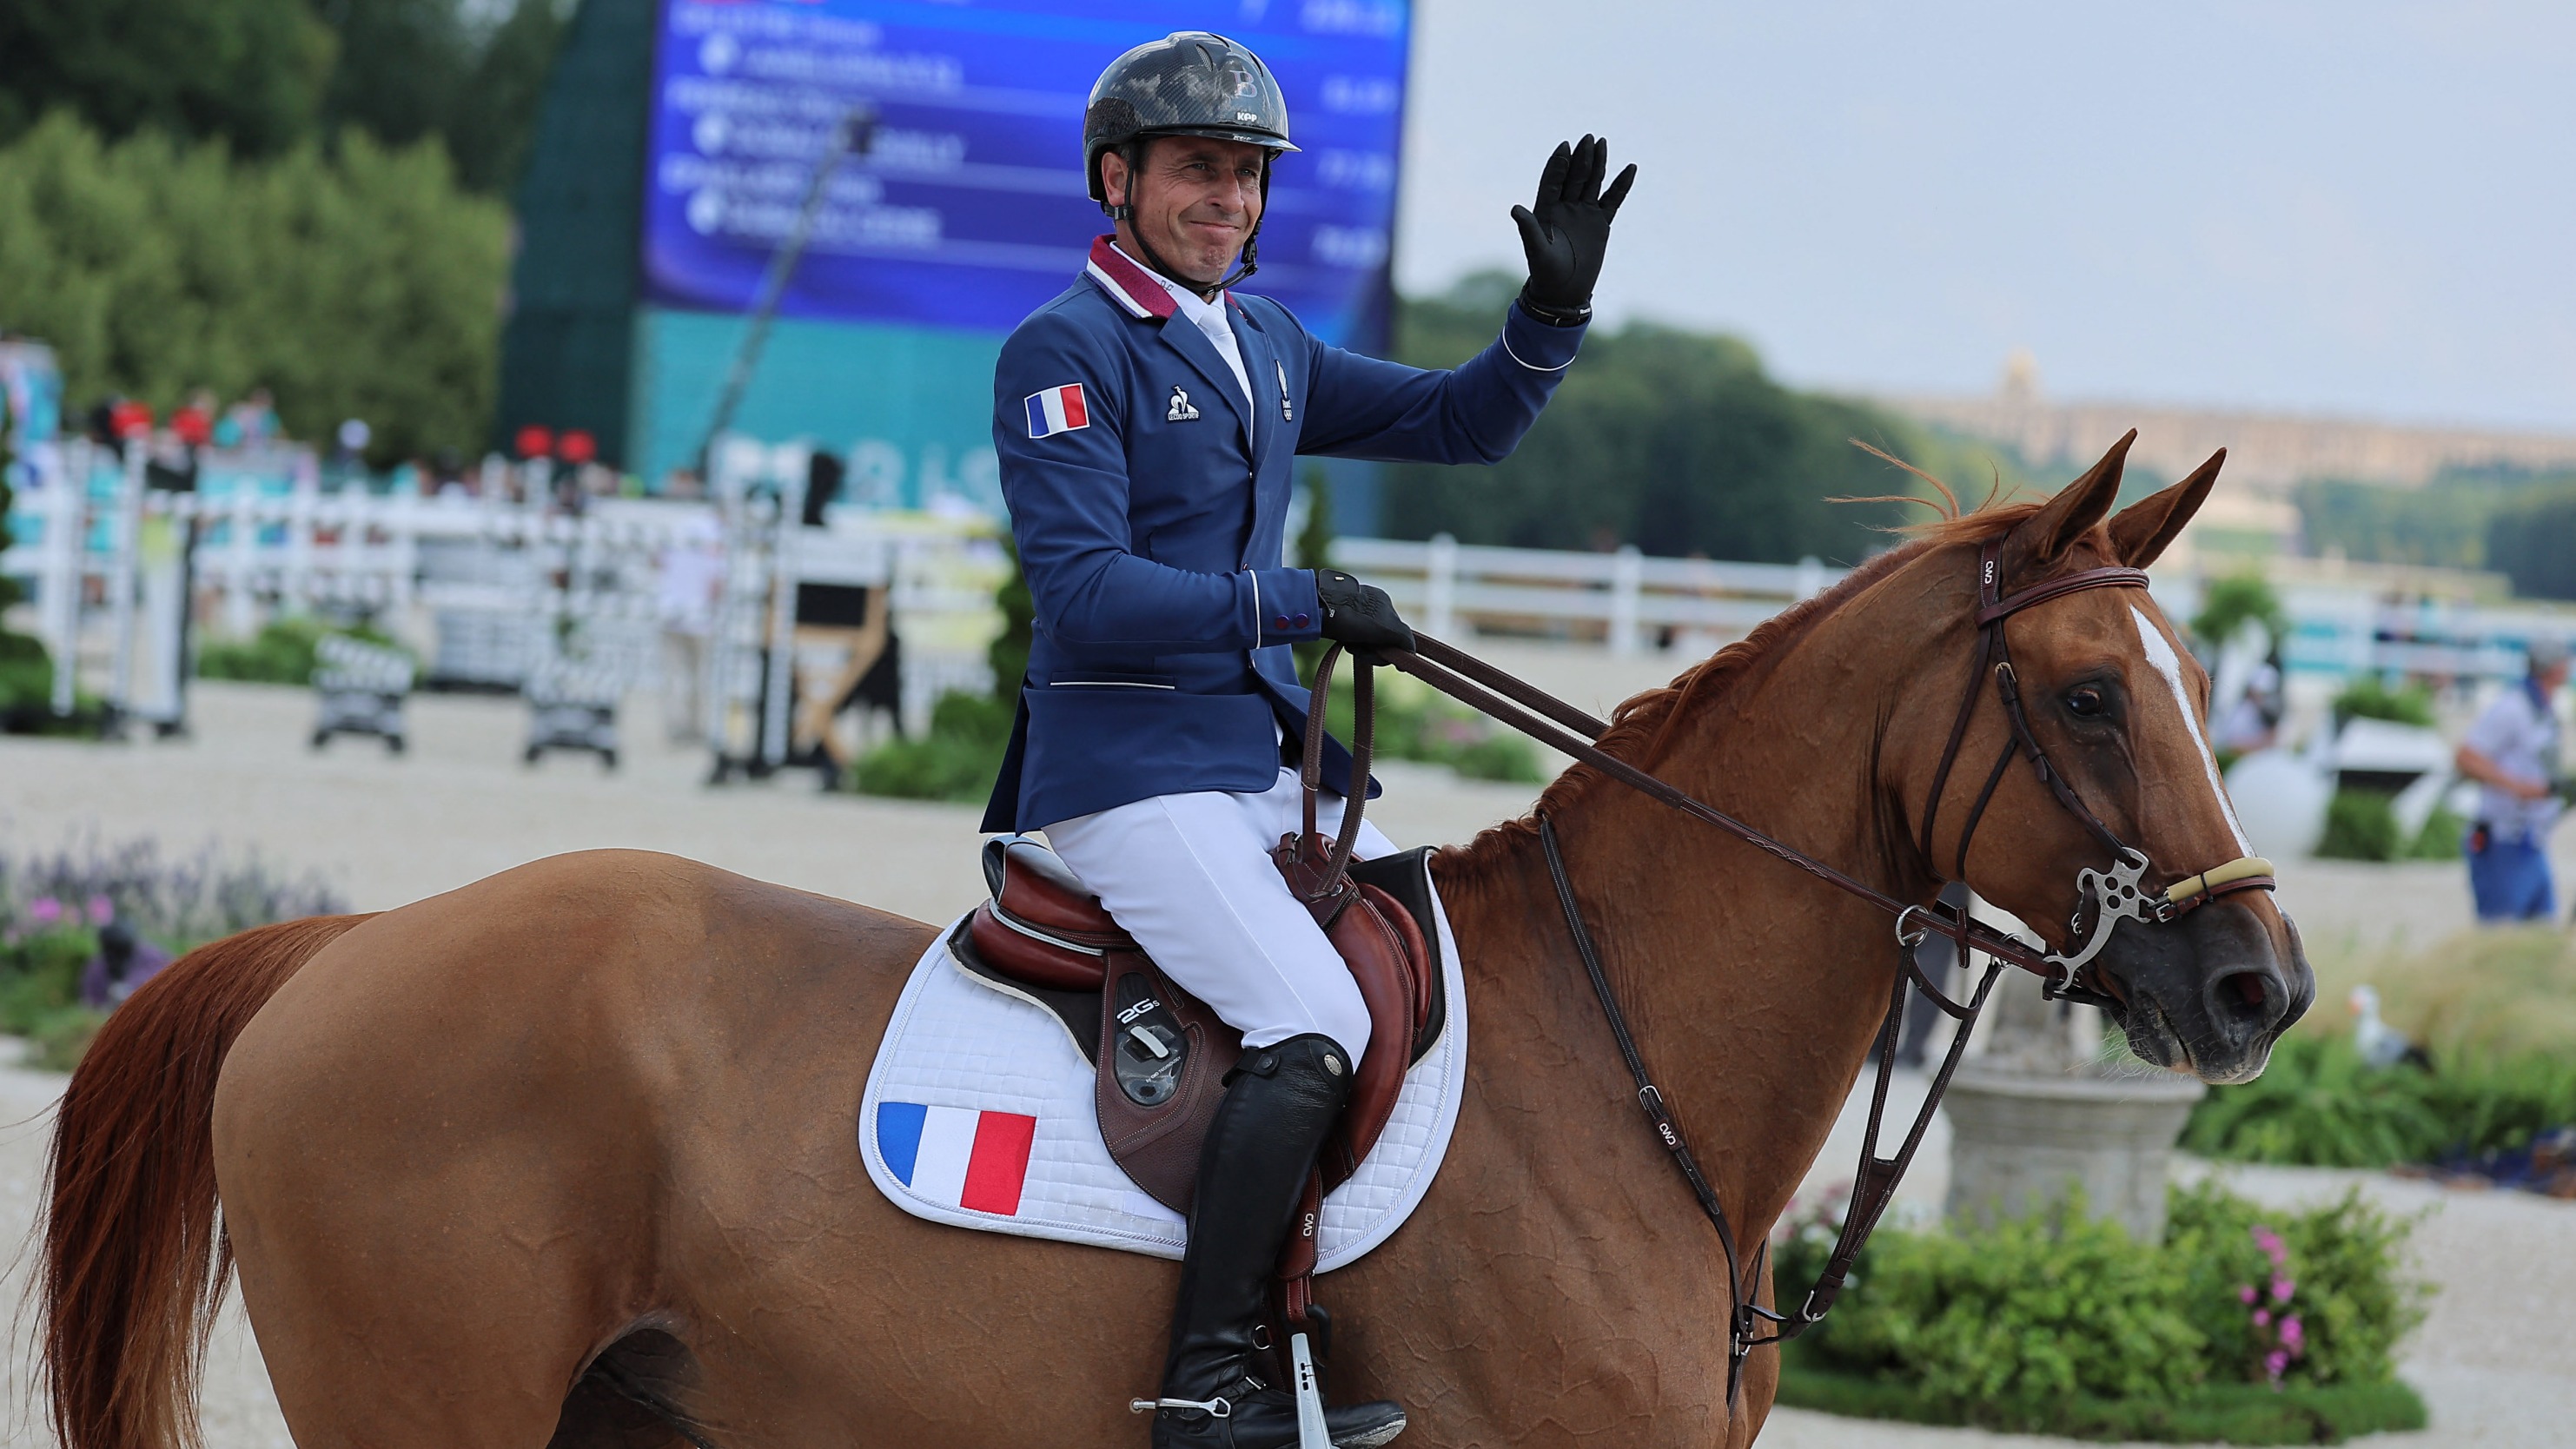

{"left": 40, "top": 438, "right": 2309, "bottom": 1449}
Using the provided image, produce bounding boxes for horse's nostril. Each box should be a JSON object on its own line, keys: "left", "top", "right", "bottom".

{"left": 2234, "top": 973, "right": 2267, "bottom": 1009}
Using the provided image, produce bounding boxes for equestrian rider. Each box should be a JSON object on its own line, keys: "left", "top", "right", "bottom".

{"left": 983, "top": 32, "right": 1632, "bottom": 1449}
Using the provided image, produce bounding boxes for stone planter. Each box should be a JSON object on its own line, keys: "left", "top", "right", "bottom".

{"left": 1941, "top": 1064, "right": 2207, "bottom": 1242}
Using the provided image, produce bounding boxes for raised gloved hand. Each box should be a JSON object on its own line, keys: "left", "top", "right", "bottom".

{"left": 1314, "top": 569, "right": 1415, "bottom": 653}
{"left": 1512, "top": 135, "right": 1636, "bottom": 326}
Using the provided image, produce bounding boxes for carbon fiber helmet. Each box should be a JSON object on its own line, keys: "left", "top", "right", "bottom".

{"left": 1084, "top": 31, "right": 1297, "bottom": 216}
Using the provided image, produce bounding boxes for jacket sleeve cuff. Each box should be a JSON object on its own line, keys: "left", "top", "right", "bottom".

{"left": 1500, "top": 301, "right": 1588, "bottom": 372}
{"left": 1249, "top": 567, "right": 1324, "bottom": 645}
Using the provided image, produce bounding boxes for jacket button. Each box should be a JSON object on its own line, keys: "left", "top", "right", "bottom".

{"left": 1292, "top": 612, "right": 1311, "bottom": 628}
{"left": 1273, "top": 615, "right": 1292, "bottom": 630}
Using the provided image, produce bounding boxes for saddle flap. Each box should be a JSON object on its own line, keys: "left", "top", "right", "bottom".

{"left": 1095, "top": 957, "right": 1242, "bottom": 1214}
{"left": 1318, "top": 883, "right": 1420, "bottom": 1188}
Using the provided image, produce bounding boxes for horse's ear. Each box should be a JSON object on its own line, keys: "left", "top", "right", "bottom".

{"left": 2106, "top": 448, "right": 2223, "bottom": 569}
{"left": 2000, "top": 429, "right": 2135, "bottom": 583}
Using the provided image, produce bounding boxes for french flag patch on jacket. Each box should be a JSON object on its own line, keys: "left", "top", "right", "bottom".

{"left": 876, "top": 1102, "right": 1036, "bottom": 1214}
{"left": 1024, "top": 383, "right": 1090, "bottom": 438}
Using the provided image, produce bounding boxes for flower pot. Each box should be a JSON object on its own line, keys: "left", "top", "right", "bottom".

{"left": 1941, "top": 1063, "right": 2207, "bottom": 1242}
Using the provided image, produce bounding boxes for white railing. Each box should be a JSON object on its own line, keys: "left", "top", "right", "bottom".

{"left": 1327, "top": 533, "right": 2576, "bottom": 683}
{"left": 1328, "top": 533, "right": 1843, "bottom": 656}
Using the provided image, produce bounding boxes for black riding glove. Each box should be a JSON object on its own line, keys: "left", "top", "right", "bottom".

{"left": 1512, "top": 135, "right": 1636, "bottom": 326}
{"left": 1313, "top": 570, "right": 1415, "bottom": 653}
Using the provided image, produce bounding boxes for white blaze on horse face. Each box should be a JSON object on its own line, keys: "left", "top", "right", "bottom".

{"left": 2131, "top": 605, "right": 2255, "bottom": 855}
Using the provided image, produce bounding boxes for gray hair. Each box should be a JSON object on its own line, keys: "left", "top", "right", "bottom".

{"left": 2528, "top": 636, "right": 2571, "bottom": 675}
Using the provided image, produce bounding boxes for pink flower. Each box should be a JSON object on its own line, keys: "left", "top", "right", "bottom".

{"left": 30, "top": 897, "right": 63, "bottom": 925}
{"left": 2253, "top": 1308, "right": 2271, "bottom": 1328}
{"left": 2238, "top": 1284, "right": 2258, "bottom": 1304}
{"left": 85, "top": 894, "right": 114, "bottom": 925}
{"left": 2266, "top": 1349, "right": 2290, "bottom": 1380}
{"left": 2280, "top": 1316, "right": 2305, "bottom": 1353}
{"left": 2271, "top": 1275, "right": 2295, "bottom": 1304}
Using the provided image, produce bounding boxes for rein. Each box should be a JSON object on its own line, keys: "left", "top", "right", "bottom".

{"left": 1301, "top": 539, "right": 2275, "bottom": 1408}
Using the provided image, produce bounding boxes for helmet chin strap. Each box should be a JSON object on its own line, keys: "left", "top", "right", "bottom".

{"left": 1107, "top": 145, "right": 1269, "bottom": 301}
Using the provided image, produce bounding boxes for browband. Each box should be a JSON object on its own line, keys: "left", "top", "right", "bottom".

{"left": 1977, "top": 565, "right": 2153, "bottom": 625}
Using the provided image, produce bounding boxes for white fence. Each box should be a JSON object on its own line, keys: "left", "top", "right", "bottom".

{"left": 1327, "top": 533, "right": 2576, "bottom": 684}
{"left": 1, "top": 440, "right": 1007, "bottom": 731}
{"left": 1329, "top": 534, "right": 1842, "bottom": 657}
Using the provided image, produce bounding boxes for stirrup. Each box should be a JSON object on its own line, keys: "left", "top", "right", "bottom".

{"left": 1132, "top": 1394, "right": 1232, "bottom": 1418}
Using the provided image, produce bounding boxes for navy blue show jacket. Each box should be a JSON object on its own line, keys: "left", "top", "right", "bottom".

{"left": 980, "top": 237, "right": 1586, "bottom": 833}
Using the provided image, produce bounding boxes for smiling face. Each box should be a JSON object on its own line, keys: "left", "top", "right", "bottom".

{"left": 1101, "top": 135, "right": 1269, "bottom": 289}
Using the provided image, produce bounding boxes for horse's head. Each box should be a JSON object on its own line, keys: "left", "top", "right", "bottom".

{"left": 1908, "top": 433, "right": 2313, "bottom": 1083}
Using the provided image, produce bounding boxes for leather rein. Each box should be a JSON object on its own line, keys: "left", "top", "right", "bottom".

{"left": 1300, "top": 537, "right": 2275, "bottom": 1406}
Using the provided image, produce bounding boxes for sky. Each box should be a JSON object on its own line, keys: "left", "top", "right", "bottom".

{"left": 1391, "top": 0, "right": 2576, "bottom": 432}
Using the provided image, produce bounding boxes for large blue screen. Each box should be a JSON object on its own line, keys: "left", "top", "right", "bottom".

{"left": 643, "top": 0, "right": 1409, "bottom": 348}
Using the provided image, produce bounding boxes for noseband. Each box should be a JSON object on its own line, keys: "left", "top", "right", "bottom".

{"left": 1917, "top": 538, "right": 2276, "bottom": 1005}
{"left": 1326, "top": 534, "right": 2275, "bottom": 1410}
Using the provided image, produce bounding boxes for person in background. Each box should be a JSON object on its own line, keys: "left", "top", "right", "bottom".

{"left": 2455, "top": 637, "right": 2570, "bottom": 923}
{"left": 226, "top": 387, "right": 281, "bottom": 446}
{"left": 656, "top": 515, "right": 728, "bottom": 743}
{"left": 80, "top": 921, "right": 173, "bottom": 1009}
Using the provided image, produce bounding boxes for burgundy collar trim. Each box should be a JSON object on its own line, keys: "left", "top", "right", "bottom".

{"left": 1085, "top": 235, "right": 1190, "bottom": 321}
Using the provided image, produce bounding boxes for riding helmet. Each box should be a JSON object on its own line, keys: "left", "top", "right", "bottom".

{"left": 1083, "top": 32, "right": 1298, "bottom": 218}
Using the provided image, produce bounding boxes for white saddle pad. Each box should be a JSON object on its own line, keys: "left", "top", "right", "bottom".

{"left": 858, "top": 885, "right": 1468, "bottom": 1269}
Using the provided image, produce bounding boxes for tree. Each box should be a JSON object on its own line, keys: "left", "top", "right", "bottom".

{"left": 0, "top": 0, "right": 335, "bottom": 156}
{"left": 1380, "top": 274, "right": 2017, "bottom": 564}
{"left": 2485, "top": 485, "right": 2576, "bottom": 601}
{"left": 0, "top": 114, "right": 508, "bottom": 461}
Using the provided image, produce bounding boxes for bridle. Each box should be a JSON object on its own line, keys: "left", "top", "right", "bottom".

{"left": 1316, "top": 534, "right": 2275, "bottom": 1407}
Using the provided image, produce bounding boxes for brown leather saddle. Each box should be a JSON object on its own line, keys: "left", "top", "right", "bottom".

{"left": 944, "top": 645, "right": 1445, "bottom": 1228}
{"left": 947, "top": 834, "right": 1445, "bottom": 1213}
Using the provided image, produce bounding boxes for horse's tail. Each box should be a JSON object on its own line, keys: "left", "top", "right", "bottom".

{"left": 37, "top": 912, "right": 372, "bottom": 1449}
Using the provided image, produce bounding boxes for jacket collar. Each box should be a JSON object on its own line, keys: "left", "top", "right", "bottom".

{"left": 1084, "top": 235, "right": 1182, "bottom": 321}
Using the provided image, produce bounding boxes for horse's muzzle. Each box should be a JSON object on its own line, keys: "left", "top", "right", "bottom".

{"left": 2099, "top": 900, "right": 2311, "bottom": 1084}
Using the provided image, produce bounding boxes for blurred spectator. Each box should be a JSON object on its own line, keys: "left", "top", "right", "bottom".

{"left": 2213, "top": 657, "right": 2286, "bottom": 756}
{"left": 657, "top": 516, "right": 727, "bottom": 742}
{"left": 2455, "top": 637, "right": 2571, "bottom": 923}
{"left": 223, "top": 387, "right": 281, "bottom": 447}
{"left": 80, "top": 921, "right": 173, "bottom": 1009}
{"left": 171, "top": 389, "right": 216, "bottom": 447}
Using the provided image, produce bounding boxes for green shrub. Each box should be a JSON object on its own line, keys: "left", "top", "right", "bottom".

{"left": 1799, "top": 1194, "right": 2205, "bottom": 1414}
{"left": 2165, "top": 1181, "right": 2428, "bottom": 1389}
{"left": 0, "top": 927, "right": 94, "bottom": 1035}
{"left": 2315, "top": 789, "right": 2402, "bottom": 861}
{"left": 2409, "top": 804, "right": 2466, "bottom": 860}
{"left": 196, "top": 619, "right": 407, "bottom": 685}
{"left": 1777, "top": 1348, "right": 2427, "bottom": 1444}
{"left": 2182, "top": 1033, "right": 2576, "bottom": 1167}
{"left": 2331, "top": 678, "right": 2435, "bottom": 728}
{"left": 1780, "top": 1181, "right": 2428, "bottom": 1441}
{"left": 2192, "top": 572, "right": 2288, "bottom": 652}
{"left": 850, "top": 691, "right": 1011, "bottom": 804}
{"left": 0, "top": 629, "right": 51, "bottom": 711}
{"left": 2182, "top": 1036, "right": 2448, "bottom": 1167}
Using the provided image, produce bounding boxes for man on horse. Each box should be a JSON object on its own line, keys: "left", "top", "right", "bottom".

{"left": 983, "top": 30, "right": 1632, "bottom": 1448}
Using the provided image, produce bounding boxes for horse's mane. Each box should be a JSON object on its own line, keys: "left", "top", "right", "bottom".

{"left": 1440, "top": 497, "right": 2056, "bottom": 877}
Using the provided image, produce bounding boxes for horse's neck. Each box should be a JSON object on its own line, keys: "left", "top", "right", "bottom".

{"left": 1441, "top": 612, "right": 1920, "bottom": 1274}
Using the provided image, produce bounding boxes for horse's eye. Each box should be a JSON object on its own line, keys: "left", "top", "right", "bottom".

{"left": 2066, "top": 685, "right": 2107, "bottom": 718}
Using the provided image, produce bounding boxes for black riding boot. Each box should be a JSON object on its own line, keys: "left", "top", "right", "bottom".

{"left": 1145, "top": 1033, "right": 1407, "bottom": 1449}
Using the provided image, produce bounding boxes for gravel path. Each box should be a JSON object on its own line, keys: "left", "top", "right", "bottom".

{"left": 3, "top": 665, "right": 2568, "bottom": 1446}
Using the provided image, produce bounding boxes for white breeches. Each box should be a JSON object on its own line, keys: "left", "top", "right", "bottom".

{"left": 1044, "top": 766, "right": 1397, "bottom": 1061}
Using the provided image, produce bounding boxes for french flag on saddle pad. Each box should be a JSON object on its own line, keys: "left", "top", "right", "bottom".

{"left": 876, "top": 1102, "right": 1036, "bottom": 1215}
{"left": 1024, "top": 383, "right": 1090, "bottom": 439}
